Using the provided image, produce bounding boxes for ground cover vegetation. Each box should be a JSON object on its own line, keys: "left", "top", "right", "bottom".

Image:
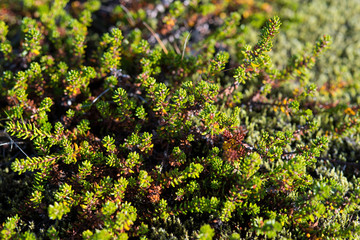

{"left": 1, "top": 0, "right": 360, "bottom": 239}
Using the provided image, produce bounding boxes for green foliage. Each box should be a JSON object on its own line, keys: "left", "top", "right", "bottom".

{"left": 1, "top": 215, "right": 20, "bottom": 240}
{"left": 0, "top": 20, "right": 12, "bottom": 61}
{"left": 253, "top": 217, "right": 282, "bottom": 238}
{"left": 48, "top": 201, "right": 71, "bottom": 220}
{"left": 1, "top": 1, "right": 360, "bottom": 239}
{"left": 197, "top": 224, "right": 215, "bottom": 240}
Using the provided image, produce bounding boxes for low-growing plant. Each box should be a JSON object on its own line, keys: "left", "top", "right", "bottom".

{"left": 1, "top": 1, "right": 360, "bottom": 239}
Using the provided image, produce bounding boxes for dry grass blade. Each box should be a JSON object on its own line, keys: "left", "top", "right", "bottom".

{"left": 182, "top": 31, "right": 191, "bottom": 60}
{"left": 1, "top": 130, "right": 29, "bottom": 158}
{"left": 143, "top": 22, "right": 168, "bottom": 55}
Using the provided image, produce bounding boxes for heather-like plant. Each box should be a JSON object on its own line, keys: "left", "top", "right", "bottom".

{"left": 1, "top": 1, "right": 360, "bottom": 240}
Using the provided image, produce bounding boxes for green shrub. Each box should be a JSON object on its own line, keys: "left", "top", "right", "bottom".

{"left": 1, "top": 1, "right": 360, "bottom": 239}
